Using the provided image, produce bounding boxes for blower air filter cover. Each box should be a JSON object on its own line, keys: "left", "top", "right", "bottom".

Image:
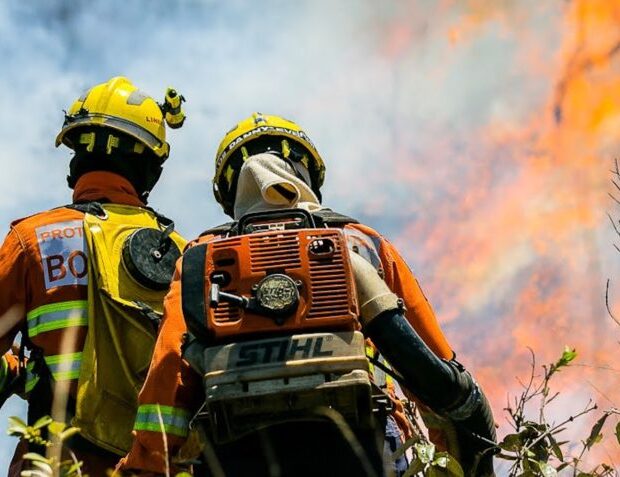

{"left": 122, "top": 228, "right": 181, "bottom": 290}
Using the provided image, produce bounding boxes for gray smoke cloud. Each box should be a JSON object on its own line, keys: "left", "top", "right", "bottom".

{"left": 0, "top": 0, "right": 558, "bottom": 235}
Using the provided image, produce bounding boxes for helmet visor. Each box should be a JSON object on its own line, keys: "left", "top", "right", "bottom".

{"left": 59, "top": 113, "right": 164, "bottom": 151}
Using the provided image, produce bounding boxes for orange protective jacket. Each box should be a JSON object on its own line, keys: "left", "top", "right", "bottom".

{"left": 0, "top": 171, "right": 149, "bottom": 475}
{"left": 118, "top": 220, "right": 455, "bottom": 474}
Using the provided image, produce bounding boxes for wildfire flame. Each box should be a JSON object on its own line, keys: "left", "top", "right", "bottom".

{"left": 377, "top": 0, "right": 620, "bottom": 468}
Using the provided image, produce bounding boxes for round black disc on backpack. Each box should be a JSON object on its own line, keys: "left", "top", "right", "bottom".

{"left": 122, "top": 228, "right": 181, "bottom": 290}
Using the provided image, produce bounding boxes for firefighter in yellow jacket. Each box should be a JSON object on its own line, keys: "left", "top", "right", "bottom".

{"left": 0, "top": 77, "right": 186, "bottom": 475}
{"left": 119, "top": 113, "right": 496, "bottom": 476}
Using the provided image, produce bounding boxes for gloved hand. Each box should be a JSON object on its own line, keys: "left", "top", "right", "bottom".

{"left": 444, "top": 381, "right": 497, "bottom": 477}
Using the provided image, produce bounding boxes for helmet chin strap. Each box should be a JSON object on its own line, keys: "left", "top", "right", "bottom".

{"left": 139, "top": 163, "right": 164, "bottom": 204}
{"left": 66, "top": 131, "right": 164, "bottom": 203}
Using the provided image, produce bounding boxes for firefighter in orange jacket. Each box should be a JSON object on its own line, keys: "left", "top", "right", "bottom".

{"left": 119, "top": 113, "right": 496, "bottom": 476}
{"left": 0, "top": 77, "right": 186, "bottom": 475}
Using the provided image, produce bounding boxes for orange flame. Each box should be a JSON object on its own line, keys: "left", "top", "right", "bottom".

{"left": 381, "top": 0, "right": 620, "bottom": 469}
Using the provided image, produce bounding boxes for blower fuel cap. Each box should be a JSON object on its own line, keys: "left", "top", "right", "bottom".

{"left": 122, "top": 228, "right": 181, "bottom": 290}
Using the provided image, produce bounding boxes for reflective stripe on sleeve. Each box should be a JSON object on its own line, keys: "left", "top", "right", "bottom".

{"left": 134, "top": 404, "right": 190, "bottom": 437}
{"left": 44, "top": 352, "right": 83, "bottom": 381}
{"left": 26, "top": 300, "right": 88, "bottom": 338}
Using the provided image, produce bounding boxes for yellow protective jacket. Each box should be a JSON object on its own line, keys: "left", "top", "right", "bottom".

{"left": 0, "top": 171, "right": 185, "bottom": 476}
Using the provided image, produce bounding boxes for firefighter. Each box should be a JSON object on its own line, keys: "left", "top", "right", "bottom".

{"left": 118, "top": 113, "right": 497, "bottom": 476}
{"left": 0, "top": 77, "right": 186, "bottom": 475}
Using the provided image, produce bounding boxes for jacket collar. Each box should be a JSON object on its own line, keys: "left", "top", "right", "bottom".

{"left": 72, "top": 171, "right": 145, "bottom": 207}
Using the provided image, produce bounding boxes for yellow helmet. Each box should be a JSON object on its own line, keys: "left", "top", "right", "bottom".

{"left": 213, "top": 112, "right": 326, "bottom": 216}
{"left": 56, "top": 76, "right": 170, "bottom": 159}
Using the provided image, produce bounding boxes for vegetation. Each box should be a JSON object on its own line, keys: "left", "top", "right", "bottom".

{"left": 7, "top": 415, "right": 82, "bottom": 476}
{"left": 6, "top": 348, "right": 619, "bottom": 476}
{"left": 392, "top": 347, "right": 620, "bottom": 476}
{"left": 493, "top": 347, "right": 619, "bottom": 476}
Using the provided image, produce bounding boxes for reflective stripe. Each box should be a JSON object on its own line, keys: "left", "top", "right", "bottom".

{"left": 366, "top": 345, "right": 393, "bottom": 388}
{"left": 27, "top": 300, "right": 88, "bottom": 338}
{"left": 366, "top": 344, "right": 375, "bottom": 375}
{"left": 134, "top": 404, "right": 190, "bottom": 437}
{"left": 44, "top": 352, "right": 82, "bottom": 381}
{"left": 0, "top": 356, "right": 8, "bottom": 391}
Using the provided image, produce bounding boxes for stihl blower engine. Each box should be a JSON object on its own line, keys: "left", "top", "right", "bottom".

{"left": 182, "top": 210, "right": 380, "bottom": 443}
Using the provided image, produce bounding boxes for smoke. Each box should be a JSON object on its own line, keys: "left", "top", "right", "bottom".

{"left": 0, "top": 0, "right": 619, "bottom": 470}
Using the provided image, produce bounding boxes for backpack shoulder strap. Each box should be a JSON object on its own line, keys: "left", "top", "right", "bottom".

{"left": 68, "top": 201, "right": 176, "bottom": 229}
{"left": 181, "top": 243, "right": 209, "bottom": 341}
{"left": 64, "top": 201, "right": 107, "bottom": 218}
{"left": 311, "top": 209, "right": 359, "bottom": 227}
{"left": 199, "top": 222, "right": 237, "bottom": 237}
{"left": 143, "top": 206, "right": 175, "bottom": 228}
{"left": 198, "top": 210, "right": 358, "bottom": 236}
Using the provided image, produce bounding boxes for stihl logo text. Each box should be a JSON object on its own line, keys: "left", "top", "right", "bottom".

{"left": 234, "top": 336, "right": 333, "bottom": 367}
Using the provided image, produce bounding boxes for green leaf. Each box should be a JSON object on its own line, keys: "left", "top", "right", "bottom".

{"left": 7, "top": 416, "right": 29, "bottom": 436}
{"left": 175, "top": 473, "right": 193, "bottom": 477}
{"left": 7, "top": 426, "right": 27, "bottom": 437}
{"left": 585, "top": 414, "right": 609, "bottom": 449}
{"left": 433, "top": 455, "right": 448, "bottom": 468}
{"left": 559, "top": 346, "right": 577, "bottom": 365}
{"left": 414, "top": 443, "right": 436, "bottom": 464}
{"left": 536, "top": 461, "right": 557, "bottom": 477}
{"left": 426, "top": 467, "right": 438, "bottom": 477}
{"left": 30, "top": 460, "right": 53, "bottom": 475}
{"left": 499, "top": 433, "right": 522, "bottom": 451}
{"left": 549, "top": 346, "right": 577, "bottom": 375}
{"left": 32, "top": 416, "right": 53, "bottom": 430}
{"left": 442, "top": 453, "right": 465, "bottom": 477}
{"left": 403, "top": 457, "right": 425, "bottom": 477}
{"left": 21, "top": 452, "right": 51, "bottom": 464}
{"left": 530, "top": 440, "right": 550, "bottom": 462}
{"left": 8, "top": 416, "right": 27, "bottom": 429}
{"left": 59, "top": 427, "right": 81, "bottom": 441}
{"left": 20, "top": 471, "right": 49, "bottom": 477}
{"left": 392, "top": 435, "right": 422, "bottom": 460}
{"left": 547, "top": 434, "right": 563, "bottom": 461}
{"left": 66, "top": 461, "right": 84, "bottom": 474}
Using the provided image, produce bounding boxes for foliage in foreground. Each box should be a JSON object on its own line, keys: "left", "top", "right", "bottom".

{"left": 394, "top": 346, "right": 620, "bottom": 476}
{"left": 5, "top": 347, "right": 620, "bottom": 476}
{"left": 6, "top": 412, "right": 192, "bottom": 477}
{"left": 394, "top": 399, "right": 465, "bottom": 476}
{"left": 494, "top": 347, "right": 620, "bottom": 477}
{"left": 7, "top": 415, "right": 83, "bottom": 476}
